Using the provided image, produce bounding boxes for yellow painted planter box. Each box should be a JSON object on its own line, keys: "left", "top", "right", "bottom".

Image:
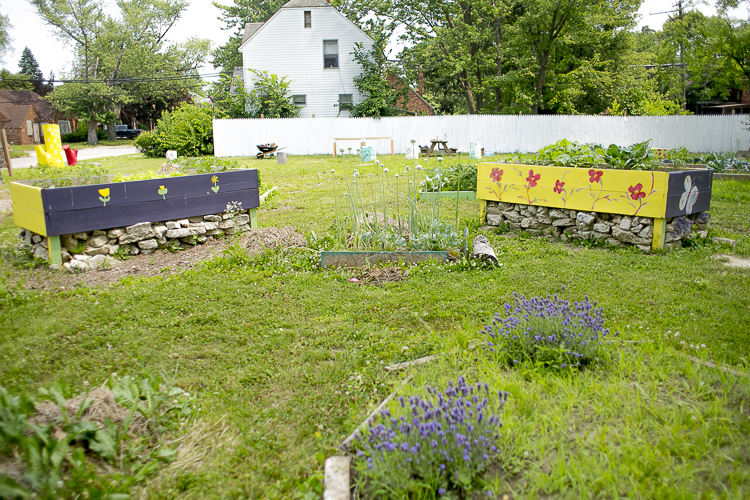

{"left": 477, "top": 163, "right": 713, "bottom": 250}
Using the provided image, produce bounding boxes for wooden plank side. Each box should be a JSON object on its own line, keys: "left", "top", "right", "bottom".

{"left": 45, "top": 188, "right": 260, "bottom": 236}
{"left": 12, "top": 204, "right": 47, "bottom": 236}
{"left": 477, "top": 163, "right": 670, "bottom": 219}
{"left": 41, "top": 170, "right": 258, "bottom": 213}
{"left": 9, "top": 182, "right": 44, "bottom": 212}
{"left": 664, "top": 170, "right": 713, "bottom": 218}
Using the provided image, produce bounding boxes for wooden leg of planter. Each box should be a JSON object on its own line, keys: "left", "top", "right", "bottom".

{"left": 47, "top": 235, "right": 62, "bottom": 265}
{"left": 652, "top": 218, "right": 666, "bottom": 251}
{"left": 249, "top": 208, "right": 258, "bottom": 229}
{"left": 480, "top": 200, "right": 487, "bottom": 224}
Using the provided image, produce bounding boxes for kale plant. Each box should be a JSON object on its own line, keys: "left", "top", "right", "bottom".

{"left": 700, "top": 152, "right": 750, "bottom": 173}
{"left": 354, "top": 377, "right": 508, "bottom": 498}
{"left": 483, "top": 292, "right": 616, "bottom": 369}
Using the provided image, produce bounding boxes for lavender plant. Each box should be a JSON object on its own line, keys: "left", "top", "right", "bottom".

{"left": 483, "top": 292, "right": 616, "bottom": 369}
{"left": 353, "top": 377, "right": 508, "bottom": 497}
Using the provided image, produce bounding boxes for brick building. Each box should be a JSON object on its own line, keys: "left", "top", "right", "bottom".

{"left": 386, "top": 74, "right": 435, "bottom": 116}
{"left": 0, "top": 90, "right": 73, "bottom": 145}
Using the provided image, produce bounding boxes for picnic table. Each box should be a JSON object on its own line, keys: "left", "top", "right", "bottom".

{"left": 421, "top": 140, "right": 457, "bottom": 158}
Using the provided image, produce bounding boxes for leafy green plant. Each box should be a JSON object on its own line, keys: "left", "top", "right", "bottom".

{"left": 246, "top": 70, "right": 300, "bottom": 119}
{"left": 595, "top": 141, "right": 656, "bottom": 170}
{"left": 536, "top": 139, "right": 601, "bottom": 167}
{"left": 700, "top": 153, "right": 750, "bottom": 173}
{"left": 135, "top": 103, "right": 217, "bottom": 158}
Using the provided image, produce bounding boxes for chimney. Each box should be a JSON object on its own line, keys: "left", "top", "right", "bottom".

{"left": 418, "top": 65, "right": 423, "bottom": 97}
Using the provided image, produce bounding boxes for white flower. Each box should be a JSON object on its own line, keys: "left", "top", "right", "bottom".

{"left": 679, "top": 175, "right": 699, "bottom": 214}
{"left": 437, "top": 157, "right": 443, "bottom": 162}
{"left": 330, "top": 169, "right": 335, "bottom": 174}
{"left": 405, "top": 165, "right": 410, "bottom": 171}
{"left": 394, "top": 173, "right": 399, "bottom": 178}
{"left": 416, "top": 164, "right": 423, "bottom": 170}
{"left": 383, "top": 168, "right": 389, "bottom": 173}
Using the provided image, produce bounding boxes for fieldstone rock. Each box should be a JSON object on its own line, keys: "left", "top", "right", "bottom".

{"left": 107, "top": 238, "right": 117, "bottom": 245}
{"left": 638, "top": 226, "right": 653, "bottom": 239}
{"left": 62, "top": 234, "right": 79, "bottom": 253}
{"left": 181, "top": 235, "right": 197, "bottom": 246}
{"left": 49, "top": 264, "right": 61, "bottom": 271}
{"left": 140, "top": 248, "right": 156, "bottom": 255}
{"left": 166, "top": 221, "right": 180, "bottom": 230}
{"left": 224, "top": 226, "right": 239, "bottom": 235}
{"left": 88, "top": 235, "right": 109, "bottom": 248}
{"left": 205, "top": 229, "right": 224, "bottom": 236}
{"left": 32, "top": 246, "right": 48, "bottom": 261}
{"left": 107, "top": 228, "right": 125, "bottom": 239}
{"left": 126, "top": 222, "right": 151, "bottom": 234}
{"left": 619, "top": 217, "right": 632, "bottom": 231}
{"left": 527, "top": 205, "right": 538, "bottom": 214}
{"left": 237, "top": 224, "right": 251, "bottom": 233}
{"left": 68, "top": 260, "right": 89, "bottom": 272}
{"left": 92, "top": 230, "right": 107, "bottom": 237}
{"left": 204, "top": 215, "right": 222, "bottom": 222}
{"left": 591, "top": 231, "right": 609, "bottom": 241}
{"left": 712, "top": 237, "right": 737, "bottom": 247}
{"left": 176, "top": 219, "right": 190, "bottom": 226}
{"left": 32, "top": 234, "right": 43, "bottom": 244}
{"left": 188, "top": 216, "right": 204, "bottom": 223}
{"left": 138, "top": 239, "right": 158, "bottom": 250}
{"left": 537, "top": 214, "right": 552, "bottom": 224}
{"left": 640, "top": 217, "right": 653, "bottom": 226}
{"left": 521, "top": 218, "right": 533, "bottom": 229}
{"left": 119, "top": 230, "right": 155, "bottom": 244}
{"left": 507, "top": 222, "right": 522, "bottom": 230}
{"left": 485, "top": 203, "right": 501, "bottom": 215}
{"left": 568, "top": 210, "right": 578, "bottom": 218}
{"left": 593, "top": 223, "right": 610, "bottom": 234}
{"left": 607, "top": 238, "right": 625, "bottom": 247}
{"left": 73, "top": 232, "right": 88, "bottom": 239}
{"left": 580, "top": 230, "right": 592, "bottom": 240}
{"left": 549, "top": 209, "right": 568, "bottom": 219}
{"left": 73, "top": 254, "right": 90, "bottom": 261}
{"left": 61, "top": 249, "right": 71, "bottom": 263}
{"left": 165, "top": 228, "right": 192, "bottom": 239}
{"left": 631, "top": 224, "right": 644, "bottom": 234}
{"left": 612, "top": 226, "right": 650, "bottom": 245}
{"left": 88, "top": 255, "right": 108, "bottom": 269}
{"left": 153, "top": 225, "right": 168, "bottom": 238}
{"left": 697, "top": 230, "right": 708, "bottom": 238}
{"left": 86, "top": 246, "right": 110, "bottom": 256}
{"left": 487, "top": 214, "right": 503, "bottom": 226}
{"left": 235, "top": 214, "right": 250, "bottom": 226}
{"left": 576, "top": 212, "right": 596, "bottom": 226}
{"left": 196, "top": 235, "right": 208, "bottom": 243}
{"left": 611, "top": 215, "right": 622, "bottom": 224}
{"left": 636, "top": 245, "right": 652, "bottom": 254}
{"left": 219, "top": 219, "right": 235, "bottom": 230}
{"left": 502, "top": 211, "right": 524, "bottom": 223}
{"left": 471, "top": 235, "right": 498, "bottom": 263}
{"left": 222, "top": 213, "right": 233, "bottom": 220}
{"left": 496, "top": 202, "right": 515, "bottom": 210}
{"left": 552, "top": 218, "right": 576, "bottom": 227}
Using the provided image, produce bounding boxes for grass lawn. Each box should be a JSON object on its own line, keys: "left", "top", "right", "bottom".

{"left": 8, "top": 140, "right": 135, "bottom": 159}
{"left": 0, "top": 153, "right": 749, "bottom": 498}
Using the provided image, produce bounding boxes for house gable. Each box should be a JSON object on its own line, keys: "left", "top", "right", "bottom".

{"left": 239, "top": 0, "right": 374, "bottom": 118}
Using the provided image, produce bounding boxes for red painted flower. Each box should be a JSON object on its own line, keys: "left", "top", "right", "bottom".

{"left": 526, "top": 170, "right": 541, "bottom": 188}
{"left": 628, "top": 183, "right": 646, "bottom": 200}
{"left": 490, "top": 167, "right": 503, "bottom": 182}
{"left": 554, "top": 180, "right": 565, "bottom": 194}
{"left": 588, "top": 169, "right": 603, "bottom": 183}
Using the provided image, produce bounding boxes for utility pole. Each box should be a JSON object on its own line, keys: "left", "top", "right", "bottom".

{"left": 650, "top": 0, "right": 690, "bottom": 110}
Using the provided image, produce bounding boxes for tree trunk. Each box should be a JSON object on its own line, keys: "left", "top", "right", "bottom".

{"left": 532, "top": 52, "right": 550, "bottom": 115}
{"left": 462, "top": 70, "right": 477, "bottom": 114}
{"left": 107, "top": 121, "right": 117, "bottom": 141}
{"left": 87, "top": 120, "right": 99, "bottom": 146}
{"left": 495, "top": 18, "right": 503, "bottom": 111}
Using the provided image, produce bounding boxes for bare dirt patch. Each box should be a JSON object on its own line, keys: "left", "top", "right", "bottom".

{"left": 711, "top": 254, "right": 750, "bottom": 269}
{"left": 14, "top": 226, "right": 307, "bottom": 291}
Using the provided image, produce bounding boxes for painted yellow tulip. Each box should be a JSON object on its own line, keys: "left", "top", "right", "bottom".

{"left": 98, "top": 188, "right": 110, "bottom": 197}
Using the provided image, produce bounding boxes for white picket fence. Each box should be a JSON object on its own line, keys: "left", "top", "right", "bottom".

{"left": 213, "top": 114, "right": 748, "bottom": 157}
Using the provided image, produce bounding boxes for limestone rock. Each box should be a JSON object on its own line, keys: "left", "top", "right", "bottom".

{"left": 68, "top": 259, "right": 89, "bottom": 272}
{"left": 502, "top": 211, "right": 524, "bottom": 223}
{"left": 593, "top": 223, "right": 610, "bottom": 234}
{"left": 62, "top": 234, "right": 79, "bottom": 253}
{"left": 549, "top": 209, "right": 568, "bottom": 219}
{"left": 487, "top": 214, "right": 503, "bottom": 226}
{"left": 552, "top": 218, "right": 576, "bottom": 227}
{"left": 638, "top": 226, "right": 653, "bottom": 239}
{"left": 92, "top": 230, "right": 107, "bottom": 237}
{"left": 219, "top": 219, "right": 235, "bottom": 230}
{"left": 73, "top": 232, "right": 88, "bottom": 239}
{"left": 576, "top": 212, "right": 596, "bottom": 226}
{"left": 165, "top": 228, "right": 192, "bottom": 239}
{"left": 126, "top": 222, "right": 151, "bottom": 234}
{"left": 166, "top": 221, "right": 180, "bottom": 230}
{"left": 107, "top": 228, "right": 125, "bottom": 239}
{"left": 176, "top": 219, "right": 190, "bottom": 226}
{"left": 612, "top": 226, "right": 650, "bottom": 245}
{"left": 204, "top": 215, "right": 222, "bottom": 222}
{"left": 712, "top": 237, "right": 737, "bottom": 247}
{"left": 138, "top": 239, "right": 159, "bottom": 250}
{"left": 188, "top": 216, "right": 204, "bottom": 223}
{"left": 32, "top": 246, "right": 48, "bottom": 261}
{"left": 88, "top": 235, "right": 109, "bottom": 248}
{"left": 119, "top": 230, "right": 155, "bottom": 244}
{"left": 88, "top": 255, "right": 108, "bottom": 269}
{"left": 153, "top": 225, "right": 168, "bottom": 238}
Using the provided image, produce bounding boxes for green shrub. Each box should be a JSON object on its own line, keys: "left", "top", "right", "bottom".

{"left": 61, "top": 123, "right": 106, "bottom": 143}
{"left": 135, "top": 103, "right": 217, "bottom": 158}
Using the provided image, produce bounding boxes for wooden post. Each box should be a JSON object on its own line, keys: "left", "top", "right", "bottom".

{"left": 333, "top": 142, "right": 336, "bottom": 157}
{"left": 391, "top": 139, "right": 394, "bottom": 156}
{"left": 652, "top": 218, "right": 666, "bottom": 251}
{"left": 249, "top": 208, "right": 258, "bottom": 229}
{"left": 47, "top": 235, "right": 62, "bottom": 265}
{"left": 1, "top": 129, "right": 12, "bottom": 178}
{"left": 480, "top": 200, "right": 487, "bottom": 224}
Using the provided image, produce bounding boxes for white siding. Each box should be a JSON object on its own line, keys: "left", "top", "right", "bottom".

{"left": 213, "top": 115, "right": 749, "bottom": 157}
{"left": 241, "top": 7, "right": 373, "bottom": 118}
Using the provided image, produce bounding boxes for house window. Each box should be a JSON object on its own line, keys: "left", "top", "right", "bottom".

{"left": 26, "top": 121, "right": 33, "bottom": 136}
{"left": 339, "top": 94, "right": 352, "bottom": 106}
{"left": 324, "top": 40, "right": 338, "bottom": 68}
{"left": 293, "top": 95, "right": 306, "bottom": 105}
{"left": 58, "top": 120, "right": 72, "bottom": 135}
{"left": 304, "top": 11, "right": 311, "bottom": 28}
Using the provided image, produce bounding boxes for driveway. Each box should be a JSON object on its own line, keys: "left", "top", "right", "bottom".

{"left": 10, "top": 145, "right": 140, "bottom": 170}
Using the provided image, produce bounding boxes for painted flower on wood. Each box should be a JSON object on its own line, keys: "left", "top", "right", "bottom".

{"left": 484, "top": 167, "right": 516, "bottom": 200}
{"left": 515, "top": 168, "right": 546, "bottom": 205}
{"left": 158, "top": 185, "right": 168, "bottom": 200}
{"left": 211, "top": 175, "right": 220, "bottom": 193}
{"left": 553, "top": 172, "right": 583, "bottom": 208}
{"left": 679, "top": 175, "right": 698, "bottom": 214}
{"left": 587, "top": 169, "right": 616, "bottom": 210}
{"left": 626, "top": 174, "right": 657, "bottom": 215}
{"left": 553, "top": 180, "right": 565, "bottom": 194}
{"left": 98, "top": 188, "right": 110, "bottom": 207}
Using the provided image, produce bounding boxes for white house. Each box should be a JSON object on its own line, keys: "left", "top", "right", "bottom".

{"left": 238, "top": 0, "right": 374, "bottom": 118}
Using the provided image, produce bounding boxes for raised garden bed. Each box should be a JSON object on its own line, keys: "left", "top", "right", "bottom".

{"left": 477, "top": 163, "right": 713, "bottom": 251}
{"left": 418, "top": 191, "right": 476, "bottom": 202}
{"left": 320, "top": 251, "right": 447, "bottom": 268}
{"left": 10, "top": 169, "right": 260, "bottom": 264}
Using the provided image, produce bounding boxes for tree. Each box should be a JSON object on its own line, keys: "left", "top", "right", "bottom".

{"left": 0, "top": 4, "right": 11, "bottom": 65}
{"left": 18, "top": 47, "right": 52, "bottom": 96}
{"left": 0, "top": 70, "right": 33, "bottom": 90}
{"left": 246, "top": 70, "right": 300, "bottom": 118}
{"left": 208, "top": 74, "right": 254, "bottom": 118}
{"left": 345, "top": 42, "right": 407, "bottom": 117}
{"left": 210, "top": 0, "right": 286, "bottom": 74}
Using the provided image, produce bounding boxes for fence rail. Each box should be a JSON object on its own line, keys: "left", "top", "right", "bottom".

{"left": 213, "top": 115, "right": 748, "bottom": 157}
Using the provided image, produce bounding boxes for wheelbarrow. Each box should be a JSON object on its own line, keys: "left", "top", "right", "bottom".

{"left": 257, "top": 143, "right": 283, "bottom": 159}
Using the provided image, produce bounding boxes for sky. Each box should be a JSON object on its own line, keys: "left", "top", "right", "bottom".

{"left": 2, "top": 0, "right": 748, "bottom": 79}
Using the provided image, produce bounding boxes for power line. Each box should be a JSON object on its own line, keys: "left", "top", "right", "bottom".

{"left": 0, "top": 71, "right": 227, "bottom": 85}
